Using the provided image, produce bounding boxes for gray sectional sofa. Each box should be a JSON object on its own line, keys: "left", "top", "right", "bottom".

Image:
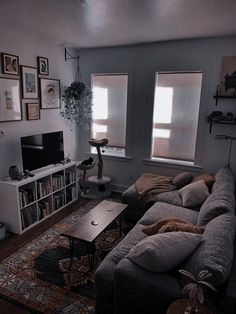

{"left": 95, "top": 166, "right": 236, "bottom": 314}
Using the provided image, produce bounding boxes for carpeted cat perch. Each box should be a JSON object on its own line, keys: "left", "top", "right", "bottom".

{"left": 85, "top": 138, "right": 111, "bottom": 199}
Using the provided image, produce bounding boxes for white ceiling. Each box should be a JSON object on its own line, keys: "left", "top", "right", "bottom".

{"left": 1, "top": 0, "right": 236, "bottom": 49}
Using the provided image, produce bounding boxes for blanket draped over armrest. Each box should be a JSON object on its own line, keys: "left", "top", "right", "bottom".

{"left": 135, "top": 173, "right": 175, "bottom": 206}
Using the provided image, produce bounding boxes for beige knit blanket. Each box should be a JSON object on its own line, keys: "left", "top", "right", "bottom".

{"left": 135, "top": 173, "right": 175, "bottom": 205}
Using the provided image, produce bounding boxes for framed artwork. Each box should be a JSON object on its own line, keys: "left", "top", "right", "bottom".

{"left": 219, "top": 56, "right": 236, "bottom": 97}
{"left": 40, "top": 78, "right": 61, "bottom": 109}
{"left": 0, "top": 77, "right": 22, "bottom": 121}
{"left": 1, "top": 53, "right": 19, "bottom": 75}
{"left": 37, "top": 56, "right": 49, "bottom": 75}
{"left": 21, "top": 65, "right": 38, "bottom": 99}
{"left": 26, "top": 103, "right": 40, "bottom": 120}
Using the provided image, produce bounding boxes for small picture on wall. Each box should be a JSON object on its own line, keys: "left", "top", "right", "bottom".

{"left": 219, "top": 56, "right": 236, "bottom": 96}
{"left": 26, "top": 103, "right": 40, "bottom": 120}
{"left": 40, "top": 78, "right": 61, "bottom": 109}
{"left": 37, "top": 56, "right": 49, "bottom": 75}
{"left": 1, "top": 53, "right": 19, "bottom": 75}
{"left": 21, "top": 65, "right": 38, "bottom": 99}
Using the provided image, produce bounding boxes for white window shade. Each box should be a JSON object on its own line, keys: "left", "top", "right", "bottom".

{"left": 152, "top": 72, "right": 202, "bottom": 162}
{"left": 91, "top": 74, "right": 128, "bottom": 150}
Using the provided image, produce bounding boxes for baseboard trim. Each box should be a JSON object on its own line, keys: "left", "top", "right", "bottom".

{"left": 111, "top": 183, "right": 128, "bottom": 193}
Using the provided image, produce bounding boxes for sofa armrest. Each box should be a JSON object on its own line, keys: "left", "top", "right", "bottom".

{"left": 114, "top": 258, "right": 182, "bottom": 314}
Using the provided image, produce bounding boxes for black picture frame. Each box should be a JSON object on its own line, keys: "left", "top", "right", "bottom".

{"left": 37, "top": 56, "right": 49, "bottom": 75}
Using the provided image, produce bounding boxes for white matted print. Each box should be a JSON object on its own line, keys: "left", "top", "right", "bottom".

{"left": 40, "top": 78, "right": 60, "bottom": 109}
{"left": 21, "top": 66, "right": 38, "bottom": 99}
{"left": 0, "top": 77, "right": 21, "bottom": 121}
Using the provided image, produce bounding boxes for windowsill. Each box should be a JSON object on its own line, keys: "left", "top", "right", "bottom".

{"left": 143, "top": 157, "right": 202, "bottom": 172}
{"left": 87, "top": 152, "right": 133, "bottom": 162}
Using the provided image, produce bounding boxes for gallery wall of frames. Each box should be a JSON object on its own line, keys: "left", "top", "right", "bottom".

{"left": 0, "top": 52, "right": 61, "bottom": 122}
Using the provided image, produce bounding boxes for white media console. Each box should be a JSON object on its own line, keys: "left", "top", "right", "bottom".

{"left": 0, "top": 162, "right": 79, "bottom": 235}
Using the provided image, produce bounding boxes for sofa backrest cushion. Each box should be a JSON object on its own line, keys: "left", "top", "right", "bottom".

{"left": 197, "top": 166, "right": 235, "bottom": 226}
{"left": 179, "top": 180, "right": 209, "bottom": 208}
{"left": 183, "top": 213, "right": 235, "bottom": 287}
{"left": 126, "top": 231, "right": 203, "bottom": 273}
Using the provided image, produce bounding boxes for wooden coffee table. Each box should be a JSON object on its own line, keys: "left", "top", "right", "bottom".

{"left": 61, "top": 200, "right": 128, "bottom": 270}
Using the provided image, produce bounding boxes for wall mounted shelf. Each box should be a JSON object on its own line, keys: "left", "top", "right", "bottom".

{"left": 214, "top": 85, "right": 236, "bottom": 106}
{"left": 208, "top": 120, "right": 236, "bottom": 134}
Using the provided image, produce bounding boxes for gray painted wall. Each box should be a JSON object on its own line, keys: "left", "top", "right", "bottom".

{"left": 77, "top": 36, "right": 236, "bottom": 191}
{"left": 0, "top": 25, "right": 77, "bottom": 178}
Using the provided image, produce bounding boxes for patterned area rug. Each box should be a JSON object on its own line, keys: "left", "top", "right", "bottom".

{"left": 0, "top": 198, "right": 128, "bottom": 313}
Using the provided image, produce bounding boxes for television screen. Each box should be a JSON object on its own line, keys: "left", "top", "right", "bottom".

{"left": 21, "top": 131, "right": 64, "bottom": 171}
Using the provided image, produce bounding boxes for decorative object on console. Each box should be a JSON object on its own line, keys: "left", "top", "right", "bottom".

{"left": 26, "top": 103, "right": 40, "bottom": 120}
{"left": 179, "top": 269, "right": 217, "bottom": 314}
{"left": 8, "top": 165, "right": 22, "bottom": 181}
{"left": 37, "top": 56, "right": 49, "bottom": 75}
{"left": 21, "top": 65, "right": 38, "bottom": 99}
{"left": 60, "top": 48, "right": 92, "bottom": 130}
{"left": 1, "top": 52, "right": 19, "bottom": 75}
{"left": 40, "top": 78, "right": 61, "bottom": 109}
{"left": 215, "top": 134, "right": 236, "bottom": 165}
{"left": 0, "top": 77, "right": 22, "bottom": 122}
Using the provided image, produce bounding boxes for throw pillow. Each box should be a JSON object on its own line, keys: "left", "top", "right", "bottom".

{"left": 142, "top": 216, "right": 192, "bottom": 236}
{"left": 158, "top": 222, "right": 205, "bottom": 234}
{"left": 127, "top": 232, "right": 203, "bottom": 272}
{"left": 192, "top": 174, "right": 215, "bottom": 189}
{"left": 172, "top": 172, "right": 193, "bottom": 189}
{"left": 179, "top": 180, "right": 209, "bottom": 208}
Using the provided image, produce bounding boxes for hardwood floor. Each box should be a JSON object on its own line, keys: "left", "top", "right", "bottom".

{"left": 0, "top": 198, "right": 87, "bottom": 313}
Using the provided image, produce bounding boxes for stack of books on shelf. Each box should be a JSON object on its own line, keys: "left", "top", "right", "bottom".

{"left": 66, "top": 171, "right": 76, "bottom": 185}
{"left": 66, "top": 186, "right": 77, "bottom": 203}
{"left": 37, "top": 181, "right": 51, "bottom": 198}
{"left": 52, "top": 192, "right": 65, "bottom": 210}
{"left": 19, "top": 188, "right": 36, "bottom": 208}
{"left": 21, "top": 206, "right": 38, "bottom": 230}
{"left": 52, "top": 174, "right": 64, "bottom": 191}
{"left": 38, "top": 200, "right": 51, "bottom": 219}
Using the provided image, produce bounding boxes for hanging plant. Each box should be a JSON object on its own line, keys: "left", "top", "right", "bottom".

{"left": 60, "top": 54, "right": 92, "bottom": 130}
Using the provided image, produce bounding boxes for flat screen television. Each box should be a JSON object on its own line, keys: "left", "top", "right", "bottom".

{"left": 21, "top": 131, "right": 65, "bottom": 172}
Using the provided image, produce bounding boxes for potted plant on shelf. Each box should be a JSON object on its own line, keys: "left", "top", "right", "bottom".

{"left": 179, "top": 269, "right": 217, "bottom": 314}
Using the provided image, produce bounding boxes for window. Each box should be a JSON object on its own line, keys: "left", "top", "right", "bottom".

{"left": 91, "top": 74, "right": 128, "bottom": 156}
{"left": 152, "top": 72, "right": 203, "bottom": 162}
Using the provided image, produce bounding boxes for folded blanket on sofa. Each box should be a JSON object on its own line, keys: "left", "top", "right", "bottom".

{"left": 135, "top": 173, "right": 175, "bottom": 205}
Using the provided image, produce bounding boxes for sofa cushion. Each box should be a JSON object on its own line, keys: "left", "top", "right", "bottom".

{"left": 172, "top": 172, "right": 193, "bottom": 189}
{"left": 179, "top": 180, "right": 209, "bottom": 208}
{"left": 142, "top": 217, "right": 203, "bottom": 236}
{"left": 127, "top": 232, "right": 203, "bottom": 272}
{"left": 184, "top": 213, "right": 236, "bottom": 287}
{"left": 139, "top": 202, "right": 199, "bottom": 226}
{"left": 152, "top": 190, "right": 183, "bottom": 207}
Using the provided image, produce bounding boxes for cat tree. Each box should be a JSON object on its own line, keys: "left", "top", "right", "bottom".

{"left": 86, "top": 138, "right": 111, "bottom": 199}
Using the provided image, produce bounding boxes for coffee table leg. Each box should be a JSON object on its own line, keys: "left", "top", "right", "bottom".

{"left": 119, "top": 214, "right": 123, "bottom": 236}
{"left": 86, "top": 242, "right": 96, "bottom": 270}
{"left": 69, "top": 238, "right": 74, "bottom": 267}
